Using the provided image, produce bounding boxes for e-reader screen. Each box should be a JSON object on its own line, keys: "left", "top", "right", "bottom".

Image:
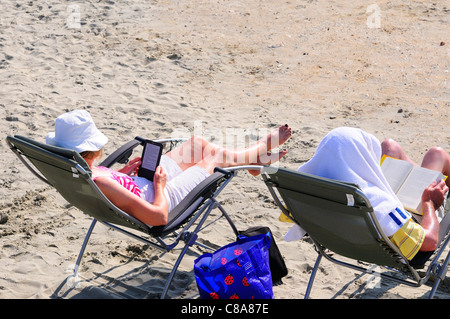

{"left": 138, "top": 140, "right": 163, "bottom": 181}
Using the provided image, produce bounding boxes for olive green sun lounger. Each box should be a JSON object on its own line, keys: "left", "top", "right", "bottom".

{"left": 7, "top": 135, "right": 241, "bottom": 299}
{"left": 262, "top": 166, "right": 450, "bottom": 299}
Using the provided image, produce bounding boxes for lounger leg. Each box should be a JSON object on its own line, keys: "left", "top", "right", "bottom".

{"left": 305, "top": 253, "right": 322, "bottom": 299}
{"left": 160, "top": 202, "right": 218, "bottom": 299}
{"left": 73, "top": 219, "right": 97, "bottom": 278}
{"left": 216, "top": 203, "right": 239, "bottom": 237}
{"left": 160, "top": 241, "right": 192, "bottom": 299}
{"left": 428, "top": 251, "right": 450, "bottom": 299}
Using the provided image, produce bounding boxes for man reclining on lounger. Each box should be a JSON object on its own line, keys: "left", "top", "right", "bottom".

{"left": 46, "top": 110, "right": 291, "bottom": 227}
{"left": 287, "top": 127, "right": 448, "bottom": 263}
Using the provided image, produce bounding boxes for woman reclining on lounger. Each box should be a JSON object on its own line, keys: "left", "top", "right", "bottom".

{"left": 46, "top": 110, "right": 291, "bottom": 227}
{"left": 289, "top": 127, "right": 448, "bottom": 262}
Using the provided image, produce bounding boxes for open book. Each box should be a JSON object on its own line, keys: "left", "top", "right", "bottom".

{"left": 381, "top": 155, "right": 447, "bottom": 215}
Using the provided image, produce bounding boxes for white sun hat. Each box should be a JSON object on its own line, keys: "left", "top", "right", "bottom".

{"left": 46, "top": 109, "right": 108, "bottom": 153}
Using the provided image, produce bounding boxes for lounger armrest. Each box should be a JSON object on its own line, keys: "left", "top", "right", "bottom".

{"left": 99, "top": 136, "right": 146, "bottom": 168}
{"left": 100, "top": 136, "right": 188, "bottom": 168}
{"left": 214, "top": 166, "right": 233, "bottom": 178}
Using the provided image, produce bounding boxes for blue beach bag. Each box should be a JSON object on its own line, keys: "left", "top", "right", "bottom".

{"left": 194, "top": 232, "right": 273, "bottom": 299}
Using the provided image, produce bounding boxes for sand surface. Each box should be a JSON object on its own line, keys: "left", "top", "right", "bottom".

{"left": 1, "top": 0, "right": 449, "bottom": 299}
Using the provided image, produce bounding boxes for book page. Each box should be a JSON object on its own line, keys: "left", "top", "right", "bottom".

{"left": 380, "top": 156, "right": 413, "bottom": 193}
{"left": 396, "top": 166, "right": 446, "bottom": 214}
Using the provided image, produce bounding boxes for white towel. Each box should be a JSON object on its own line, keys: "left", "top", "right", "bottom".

{"left": 286, "top": 127, "right": 409, "bottom": 241}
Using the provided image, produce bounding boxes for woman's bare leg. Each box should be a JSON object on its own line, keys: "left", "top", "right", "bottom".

{"left": 165, "top": 124, "right": 291, "bottom": 173}
{"left": 193, "top": 149, "right": 289, "bottom": 175}
{"left": 165, "top": 136, "right": 212, "bottom": 171}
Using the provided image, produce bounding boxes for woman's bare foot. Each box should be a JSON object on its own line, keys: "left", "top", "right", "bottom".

{"left": 258, "top": 124, "right": 292, "bottom": 151}
{"left": 246, "top": 124, "right": 291, "bottom": 176}
{"left": 248, "top": 150, "right": 288, "bottom": 176}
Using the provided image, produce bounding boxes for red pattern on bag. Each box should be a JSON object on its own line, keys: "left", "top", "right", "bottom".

{"left": 224, "top": 274, "right": 234, "bottom": 285}
{"left": 210, "top": 292, "right": 219, "bottom": 299}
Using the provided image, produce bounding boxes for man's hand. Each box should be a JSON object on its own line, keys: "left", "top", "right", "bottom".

{"left": 422, "top": 179, "right": 449, "bottom": 210}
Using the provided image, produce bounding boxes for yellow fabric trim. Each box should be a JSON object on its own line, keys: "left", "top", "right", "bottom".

{"left": 279, "top": 205, "right": 294, "bottom": 223}
{"left": 390, "top": 219, "right": 425, "bottom": 260}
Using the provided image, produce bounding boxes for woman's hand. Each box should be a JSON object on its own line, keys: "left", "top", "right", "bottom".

{"left": 118, "top": 157, "right": 141, "bottom": 176}
{"left": 153, "top": 166, "right": 167, "bottom": 190}
{"left": 152, "top": 166, "right": 169, "bottom": 221}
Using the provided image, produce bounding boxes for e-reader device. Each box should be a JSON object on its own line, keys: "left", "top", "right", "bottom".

{"left": 138, "top": 140, "right": 164, "bottom": 181}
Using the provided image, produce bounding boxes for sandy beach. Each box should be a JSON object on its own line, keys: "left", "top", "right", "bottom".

{"left": 1, "top": 0, "right": 449, "bottom": 300}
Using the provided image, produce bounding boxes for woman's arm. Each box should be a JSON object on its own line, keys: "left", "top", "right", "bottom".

{"left": 152, "top": 166, "right": 168, "bottom": 216}
{"left": 419, "top": 179, "right": 448, "bottom": 251}
{"left": 94, "top": 167, "right": 169, "bottom": 226}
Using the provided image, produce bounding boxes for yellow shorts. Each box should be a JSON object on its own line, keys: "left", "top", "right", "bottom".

{"left": 390, "top": 219, "right": 425, "bottom": 260}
